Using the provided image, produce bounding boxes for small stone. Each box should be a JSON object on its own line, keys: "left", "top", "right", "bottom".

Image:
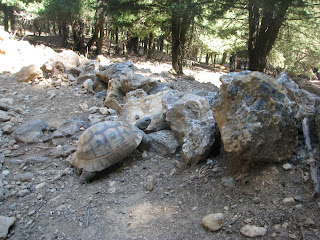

{"left": 17, "top": 189, "right": 29, "bottom": 197}
{"left": 2, "top": 124, "right": 14, "bottom": 134}
{"left": 0, "top": 216, "right": 16, "bottom": 240}
{"left": 289, "top": 233, "right": 297, "bottom": 239}
{"left": 221, "top": 176, "right": 235, "bottom": 188}
{"left": 2, "top": 170, "right": 10, "bottom": 176}
{"left": 252, "top": 197, "right": 261, "bottom": 204}
{"left": 13, "top": 172, "right": 34, "bottom": 182}
{"left": 283, "top": 163, "right": 292, "bottom": 170}
{"left": 283, "top": 197, "right": 295, "bottom": 205}
{"left": 146, "top": 175, "right": 154, "bottom": 191}
{"left": 28, "top": 210, "right": 36, "bottom": 216}
{"left": 202, "top": 213, "right": 225, "bottom": 232}
{"left": 304, "top": 217, "right": 315, "bottom": 226}
{"left": 142, "top": 151, "right": 148, "bottom": 159}
{"left": 87, "top": 196, "right": 93, "bottom": 203}
{"left": 0, "top": 111, "right": 10, "bottom": 123}
{"left": 240, "top": 224, "right": 267, "bottom": 238}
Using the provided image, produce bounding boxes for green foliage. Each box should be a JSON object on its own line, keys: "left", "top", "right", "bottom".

{"left": 269, "top": 0, "right": 320, "bottom": 77}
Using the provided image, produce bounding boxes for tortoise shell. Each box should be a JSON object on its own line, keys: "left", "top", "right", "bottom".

{"left": 74, "top": 121, "right": 144, "bottom": 172}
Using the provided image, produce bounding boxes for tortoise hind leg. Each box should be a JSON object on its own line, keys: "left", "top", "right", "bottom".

{"left": 79, "top": 171, "right": 96, "bottom": 185}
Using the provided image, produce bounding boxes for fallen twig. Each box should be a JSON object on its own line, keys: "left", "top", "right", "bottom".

{"left": 302, "top": 117, "right": 320, "bottom": 198}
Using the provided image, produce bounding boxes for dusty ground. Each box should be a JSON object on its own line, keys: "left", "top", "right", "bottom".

{"left": 0, "top": 35, "right": 320, "bottom": 240}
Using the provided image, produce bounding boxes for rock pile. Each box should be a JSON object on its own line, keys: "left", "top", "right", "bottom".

{"left": 1, "top": 29, "right": 320, "bottom": 177}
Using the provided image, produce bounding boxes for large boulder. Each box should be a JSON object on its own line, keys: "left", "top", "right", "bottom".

{"left": 212, "top": 71, "right": 298, "bottom": 172}
{"left": 104, "top": 62, "right": 158, "bottom": 112}
{"left": 163, "top": 90, "right": 218, "bottom": 165}
{"left": 121, "top": 90, "right": 170, "bottom": 132}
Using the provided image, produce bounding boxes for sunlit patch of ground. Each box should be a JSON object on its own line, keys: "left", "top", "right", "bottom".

{"left": 133, "top": 61, "right": 224, "bottom": 88}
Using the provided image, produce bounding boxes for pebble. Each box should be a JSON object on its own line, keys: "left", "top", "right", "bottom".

{"left": 0, "top": 215, "right": 16, "bottom": 240}
{"left": 17, "top": 189, "right": 30, "bottom": 197}
{"left": 283, "top": 197, "right": 295, "bottom": 205}
{"left": 282, "top": 163, "right": 292, "bottom": 170}
{"left": 2, "top": 124, "right": 14, "bottom": 134}
{"left": 221, "top": 176, "right": 235, "bottom": 188}
{"left": 2, "top": 170, "right": 10, "bottom": 176}
{"left": 201, "top": 213, "right": 225, "bottom": 231}
{"left": 240, "top": 224, "right": 267, "bottom": 237}
{"left": 304, "top": 217, "right": 315, "bottom": 226}
{"left": 13, "top": 172, "right": 34, "bottom": 182}
{"left": 252, "top": 197, "right": 261, "bottom": 204}
{"left": 146, "top": 175, "right": 154, "bottom": 191}
{"left": 0, "top": 110, "right": 10, "bottom": 122}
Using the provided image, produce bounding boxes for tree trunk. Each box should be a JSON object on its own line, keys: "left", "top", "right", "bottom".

{"left": 171, "top": 14, "right": 189, "bottom": 75}
{"left": 61, "top": 21, "right": 69, "bottom": 46}
{"left": 248, "top": 0, "right": 293, "bottom": 72}
{"left": 3, "top": 5, "right": 9, "bottom": 32}
{"left": 221, "top": 52, "right": 227, "bottom": 66}
{"left": 96, "top": 17, "right": 105, "bottom": 55}
{"left": 143, "top": 35, "right": 148, "bottom": 56}
{"left": 147, "top": 32, "right": 155, "bottom": 59}
{"left": 9, "top": 6, "right": 15, "bottom": 32}
{"left": 72, "top": 20, "right": 85, "bottom": 52}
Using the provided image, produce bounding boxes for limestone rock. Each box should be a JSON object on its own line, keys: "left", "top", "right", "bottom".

{"left": 148, "top": 130, "right": 180, "bottom": 156}
{"left": 14, "top": 119, "right": 49, "bottom": 143}
{"left": 212, "top": 71, "right": 298, "bottom": 171}
{"left": 103, "top": 62, "right": 158, "bottom": 112}
{"left": 41, "top": 50, "right": 81, "bottom": 73}
{"left": 0, "top": 216, "right": 15, "bottom": 240}
{"left": 163, "top": 90, "right": 218, "bottom": 165}
{"left": 202, "top": 213, "right": 225, "bottom": 231}
{"left": 14, "top": 64, "right": 40, "bottom": 82}
{"left": 240, "top": 224, "right": 267, "bottom": 238}
{"left": 121, "top": 90, "right": 170, "bottom": 132}
{"left": 277, "top": 72, "right": 319, "bottom": 121}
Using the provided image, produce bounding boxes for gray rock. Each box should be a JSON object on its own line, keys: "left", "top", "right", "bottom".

{"left": 52, "top": 116, "right": 90, "bottom": 139}
{"left": 163, "top": 90, "right": 218, "bottom": 165}
{"left": 0, "top": 216, "right": 15, "bottom": 240}
{"left": 13, "top": 172, "right": 34, "bottom": 182}
{"left": 2, "top": 124, "right": 14, "bottom": 134}
{"left": 0, "top": 111, "right": 10, "bottom": 123}
{"left": 17, "top": 189, "right": 30, "bottom": 197}
{"left": 148, "top": 82, "right": 173, "bottom": 95}
{"left": 202, "top": 213, "right": 225, "bottom": 231}
{"left": 0, "top": 102, "right": 9, "bottom": 112}
{"left": 240, "top": 224, "right": 267, "bottom": 237}
{"left": 148, "top": 130, "right": 180, "bottom": 156}
{"left": 213, "top": 71, "right": 298, "bottom": 172}
{"left": 14, "top": 120, "right": 49, "bottom": 143}
{"left": 277, "top": 72, "right": 319, "bottom": 121}
{"left": 53, "top": 145, "right": 76, "bottom": 158}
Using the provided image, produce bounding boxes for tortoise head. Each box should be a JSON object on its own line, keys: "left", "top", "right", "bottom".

{"left": 135, "top": 117, "right": 151, "bottom": 130}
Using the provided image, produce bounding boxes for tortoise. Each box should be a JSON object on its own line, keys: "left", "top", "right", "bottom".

{"left": 73, "top": 117, "right": 151, "bottom": 184}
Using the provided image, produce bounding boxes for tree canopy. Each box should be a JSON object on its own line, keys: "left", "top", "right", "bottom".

{"left": 0, "top": 0, "right": 319, "bottom": 77}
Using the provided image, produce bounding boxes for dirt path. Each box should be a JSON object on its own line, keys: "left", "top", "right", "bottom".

{"left": 0, "top": 57, "right": 320, "bottom": 240}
